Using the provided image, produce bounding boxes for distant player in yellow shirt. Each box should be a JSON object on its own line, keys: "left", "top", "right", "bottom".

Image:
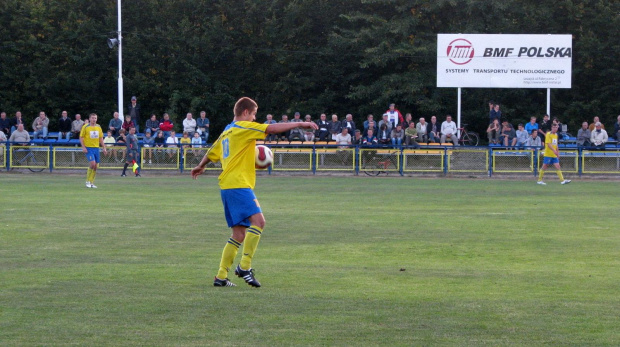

{"left": 80, "top": 113, "right": 107, "bottom": 188}
{"left": 537, "top": 123, "right": 570, "bottom": 185}
{"left": 191, "top": 97, "right": 318, "bottom": 287}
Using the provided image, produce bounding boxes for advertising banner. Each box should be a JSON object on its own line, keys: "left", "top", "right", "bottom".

{"left": 437, "top": 34, "right": 572, "bottom": 88}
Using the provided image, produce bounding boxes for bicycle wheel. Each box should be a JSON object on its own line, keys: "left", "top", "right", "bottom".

{"left": 463, "top": 132, "right": 480, "bottom": 146}
{"left": 362, "top": 163, "right": 382, "bottom": 176}
{"left": 27, "top": 152, "right": 45, "bottom": 172}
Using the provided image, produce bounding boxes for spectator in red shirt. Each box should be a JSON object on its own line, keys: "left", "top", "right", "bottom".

{"left": 159, "top": 113, "right": 174, "bottom": 138}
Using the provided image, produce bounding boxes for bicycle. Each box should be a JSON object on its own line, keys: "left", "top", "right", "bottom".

{"left": 458, "top": 124, "right": 480, "bottom": 146}
{"left": 361, "top": 148, "right": 399, "bottom": 176}
{"left": 12, "top": 146, "right": 46, "bottom": 172}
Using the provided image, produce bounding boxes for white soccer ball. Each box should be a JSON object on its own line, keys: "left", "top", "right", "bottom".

{"left": 255, "top": 145, "right": 273, "bottom": 169}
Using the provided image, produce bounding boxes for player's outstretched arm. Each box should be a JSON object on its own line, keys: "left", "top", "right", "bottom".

{"left": 265, "top": 122, "right": 318, "bottom": 134}
{"left": 191, "top": 155, "right": 211, "bottom": 179}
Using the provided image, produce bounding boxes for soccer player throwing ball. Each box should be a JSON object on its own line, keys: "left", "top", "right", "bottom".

{"left": 537, "top": 123, "right": 570, "bottom": 185}
{"left": 80, "top": 113, "right": 107, "bottom": 188}
{"left": 191, "top": 97, "right": 318, "bottom": 287}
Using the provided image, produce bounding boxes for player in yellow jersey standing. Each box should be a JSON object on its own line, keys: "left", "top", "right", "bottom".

{"left": 537, "top": 123, "right": 571, "bottom": 185}
{"left": 191, "top": 97, "right": 318, "bottom": 287}
{"left": 80, "top": 113, "right": 107, "bottom": 188}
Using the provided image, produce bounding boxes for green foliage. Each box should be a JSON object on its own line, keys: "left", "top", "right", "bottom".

{"left": 0, "top": 0, "right": 617, "bottom": 135}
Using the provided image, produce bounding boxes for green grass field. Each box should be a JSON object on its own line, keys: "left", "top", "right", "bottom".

{"left": 1, "top": 173, "right": 619, "bottom": 346}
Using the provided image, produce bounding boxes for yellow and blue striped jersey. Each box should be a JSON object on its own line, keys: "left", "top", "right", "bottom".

{"left": 544, "top": 132, "right": 558, "bottom": 158}
{"left": 79, "top": 124, "right": 103, "bottom": 148}
{"left": 207, "top": 121, "right": 268, "bottom": 189}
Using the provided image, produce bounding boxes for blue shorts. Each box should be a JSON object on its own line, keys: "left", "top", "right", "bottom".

{"left": 543, "top": 156, "right": 559, "bottom": 165}
{"left": 220, "top": 188, "right": 262, "bottom": 228}
{"left": 85, "top": 147, "right": 100, "bottom": 163}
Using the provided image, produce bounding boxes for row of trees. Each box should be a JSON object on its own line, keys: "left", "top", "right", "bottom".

{"left": 0, "top": 0, "right": 618, "bottom": 137}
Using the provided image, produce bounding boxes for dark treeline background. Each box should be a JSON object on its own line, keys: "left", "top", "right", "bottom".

{"left": 0, "top": 0, "right": 618, "bottom": 137}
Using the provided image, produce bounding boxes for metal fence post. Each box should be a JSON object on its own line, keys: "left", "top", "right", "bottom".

{"left": 488, "top": 147, "right": 493, "bottom": 177}
{"left": 6, "top": 142, "right": 10, "bottom": 170}
{"left": 533, "top": 148, "right": 538, "bottom": 177}
{"left": 49, "top": 144, "right": 53, "bottom": 172}
{"left": 443, "top": 146, "right": 448, "bottom": 175}
{"left": 578, "top": 147, "right": 582, "bottom": 177}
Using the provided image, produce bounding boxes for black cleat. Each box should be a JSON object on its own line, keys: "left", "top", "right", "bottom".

{"left": 213, "top": 277, "right": 236, "bottom": 287}
{"left": 235, "top": 265, "right": 261, "bottom": 287}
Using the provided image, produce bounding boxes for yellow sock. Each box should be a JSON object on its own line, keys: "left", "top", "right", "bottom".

{"left": 556, "top": 170, "right": 564, "bottom": 181}
{"left": 86, "top": 168, "right": 92, "bottom": 182}
{"left": 538, "top": 170, "right": 545, "bottom": 181}
{"left": 91, "top": 168, "right": 97, "bottom": 183}
{"left": 240, "top": 226, "right": 263, "bottom": 270}
{"left": 216, "top": 238, "right": 241, "bottom": 280}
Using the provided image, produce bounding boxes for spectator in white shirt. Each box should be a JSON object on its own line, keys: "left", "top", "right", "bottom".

{"left": 182, "top": 113, "right": 197, "bottom": 136}
{"left": 166, "top": 130, "right": 179, "bottom": 158}
{"left": 440, "top": 115, "right": 458, "bottom": 146}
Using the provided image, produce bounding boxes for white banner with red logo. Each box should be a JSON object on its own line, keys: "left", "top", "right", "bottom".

{"left": 437, "top": 34, "right": 572, "bottom": 88}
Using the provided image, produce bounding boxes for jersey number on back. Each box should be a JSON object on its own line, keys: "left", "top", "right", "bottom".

{"left": 222, "top": 138, "right": 230, "bottom": 159}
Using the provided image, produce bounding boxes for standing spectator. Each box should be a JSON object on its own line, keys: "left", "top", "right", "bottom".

{"left": 108, "top": 112, "right": 122, "bottom": 138}
{"left": 142, "top": 130, "right": 155, "bottom": 164}
{"left": 499, "top": 120, "right": 516, "bottom": 147}
{"left": 278, "top": 114, "right": 290, "bottom": 141}
{"left": 32, "top": 111, "right": 49, "bottom": 139}
{"left": 613, "top": 115, "right": 620, "bottom": 140}
{"left": 539, "top": 114, "right": 551, "bottom": 138}
{"left": 576, "top": 122, "right": 591, "bottom": 148}
{"left": 127, "top": 96, "right": 141, "bottom": 133}
{"left": 390, "top": 124, "right": 404, "bottom": 147}
{"left": 513, "top": 124, "right": 529, "bottom": 149}
{"left": 71, "top": 114, "right": 84, "bottom": 139}
{"left": 10, "top": 111, "right": 24, "bottom": 134}
{"left": 385, "top": 103, "right": 404, "bottom": 127}
{"left": 489, "top": 102, "right": 501, "bottom": 123}
{"left": 377, "top": 114, "right": 393, "bottom": 134}
{"left": 526, "top": 129, "right": 542, "bottom": 148}
{"left": 588, "top": 116, "right": 605, "bottom": 132}
{"left": 122, "top": 115, "right": 135, "bottom": 133}
{"left": 525, "top": 116, "right": 539, "bottom": 135}
{"left": 303, "top": 115, "right": 315, "bottom": 142}
{"left": 288, "top": 112, "right": 304, "bottom": 141}
{"left": 590, "top": 122, "right": 608, "bottom": 149}
{"left": 159, "top": 113, "right": 174, "bottom": 138}
{"left": 486, "top": 119, "right": 500, "bottom": 144}
{"left": 182, "top": 112, "right": 197, "bottom": 136}
{"left": 404, "top": 122, "right": 419, "bottom": 147}
{"left": 416, "top": 117, "right": 428, "bottom": 144}
{"left": 58, "top": 110, "right": 73, "bottom": 140}
{"left": 363, "top": 114, "right": 374, "bottom": 133}
{"left": 315, "top": 113, "right": 330, "bottom": 141}
{"left": 341, "top": 114, "right": 356, "bottom": 135}
{"left": 329, "top": 114, "right": 341, "bottom": 141}
{"left": 121, "top": 127, "right": 140, "bottom": 177}
{"left": 79, "top": 113, "right": 107, "bottom": 188}
{"left": 166, "top": 130, "right": 179, "bottom": 159}
{"left": 440, "top": 115, "right": 458, "bottom": 146}
{"left": 196, "top": 111, "right": 210, "bottom": 143}
{"left": 264, "top": 114, "right": 277, "bottom": 142}
{"left": 0, "top": 112, "right": 10, "bottom": 135}
{"left": 8, "top": 123, "right": 30, "bottom": 145}
{"left": 428, "top": 116, "right": 440, "bottom": 143}
{"left": 145, "top": 114, "right": 160, "bottom": 136}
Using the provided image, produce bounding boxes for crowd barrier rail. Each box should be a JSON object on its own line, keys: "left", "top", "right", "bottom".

{"left": 2, "top": 141, "right": 620, "bottom": 177}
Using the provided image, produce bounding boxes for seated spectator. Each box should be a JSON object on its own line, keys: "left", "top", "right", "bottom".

{"left": 404, "top": 122, "right": 419, "bottom": 147}
{"left": 401, "top": 113, "right": 414, "bottom": 130}
{"left": 588, "top": 116, "right": 605, "bottom": 132}
{"left": 8, "top": 123, "right": 30, "bottom": 145}
{"left": 499, "top": 121, "right": 516, "bottom": 147}
{"left": 614, "top": 115, "right": 620, "bottom": 140}
{"left": 329, "top": 114, "right": 341, "bottom": 140}
{"left": 122, "top": 116, "right": 135, "bottom": 133}
{"left": 590, "top": 122, "right": 608, "bottom": 149}
{"left": 103, "top": 130, "right": 116, "bottom": 159}
{"left": 32, "top": 111, "right": 49, "bottom": 139}
{"left": 352, "top": 129, "right": 363, "bottom": 145}
{"left": 364, "top": 120, "right": 377, "bottom": 137}
{"left": 10, "top": 111, "right": 24, "bottom": 134}
{"left": 315, "top": 113, "right": 330, "bottom": 141}
{"left": 196, "top": 111, "right": 210, "bottom": 143}
{"left": 391, "top": 124, "right": 404, "bottom": 146}
{"left": 486, "top": 119, "right": 500, "bottom": 144}
{"left": 341, "top": 113, "right": 356, "bottom": 135}
{"left": 288, "top": 112, "right": 304, "bottom": 141}
{"left": 513, "top": 124, "right": 529, "bottom": 149}
{"left": 526, "top": 129, "right": 542, "bottom": 148}
{"left": 264, "top": 114, "right": 278, "bottom": 142}
{"left": 334, "top": 128, "right": 352, "bottom": 149}
{"left": 377, "top": 123, "right": 391, "bottom": 145}
{"left": 182, "top": 113, "right": 196, "bottom": 136}
{"left": 303, "top": 115, "right": 315, "bottom": 142}
{"left": 0, "top": 112, "right": 10, "bottom": 135}
{"left": 115, "top": 128, "right": 127, "bottom": 161}
{"left": 279, "top": 114, "right": 291, "bottom": 141}
{"left": 159, "top": 113, "right": 174, "bottom": 138}
{"left": 166, "top": 130, "right": 179, "bottom": 158}
{"left": 71, "top": 114, "right": 84, "bottom": 139}
{"left": 525, "top": 116, "right": 539, "bottom": 135}
{"left": 377, "top": 114, "right": 393, "bottom": 134}
{"left": 145, "top": 114, "right": 160, "bottom": 137}
{"left": 363, "top": 114, "right": 374, "bottom": 133}
{"left": 416, "top": 117, "right": 428, "bottom": 144}
{"left": 58, "top": 111, "right": 73, "bottom": 140}
{"left": 427, "top": 116, "right": 440, "bottom": 143}
{"left": 180, "top": 131, "right": 192, "bottom": 157}
{"left": 0, "top": 129, "right": 7, "bottom": 144}
{"left": 108, "top": 112, "right": 122, "bottom": 138}
{"left": 440, "top": 115, "right": 458, "bottom": 146}
{"left": 142, "top": 130, "right": 155, "bottom": 164}
{"left": 153, "top": 130, "right": 166, "bottom": 163}
{"left": 576, "top": 122, "right": 591, "bottom": 148}
{"left": 191, "top": 131, "right": 203, "bottom": 157}
{"left": 362, "top": 129, "right": 378, "bottom": 146}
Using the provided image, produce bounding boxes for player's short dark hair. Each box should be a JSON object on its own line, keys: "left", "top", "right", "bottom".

{"left": 234, "top": 97, "right": 258, "bottom": 117}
